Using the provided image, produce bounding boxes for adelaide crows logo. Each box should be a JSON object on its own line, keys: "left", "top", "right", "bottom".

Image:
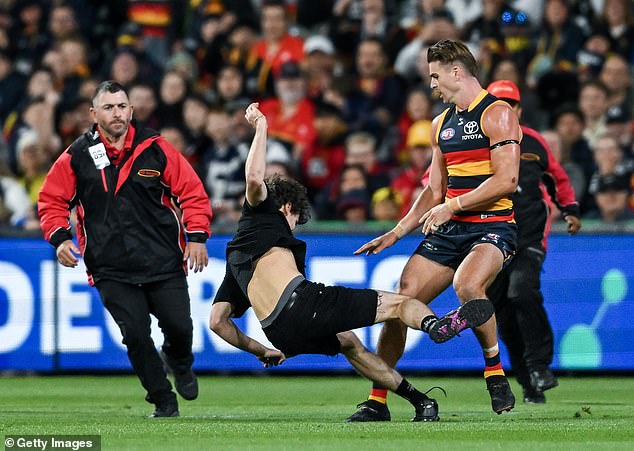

{"left": 440, "top": 128, "right": 455, "bottom": 140}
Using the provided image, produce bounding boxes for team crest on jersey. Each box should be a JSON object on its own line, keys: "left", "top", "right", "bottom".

{"left": 138, "top": 169, "right": 161, "bottom": 177}
{"left": 440, "top": 128, "right": 455, "bottom": 140}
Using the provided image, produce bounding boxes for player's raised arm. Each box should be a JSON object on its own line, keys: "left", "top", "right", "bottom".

{"left": 244, "top": 103, "right": 269, "bottom": 206}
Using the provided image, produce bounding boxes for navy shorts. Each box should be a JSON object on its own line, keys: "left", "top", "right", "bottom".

{"left": 262, "top": 280, "right": 378, "bottom": 357}
{"left": 415, "top": 220, "right": 517, "bottom": 270}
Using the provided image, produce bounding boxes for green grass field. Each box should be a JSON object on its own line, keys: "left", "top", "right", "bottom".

{"left": 1, "top": 375, "right": 633, "bottom": 450}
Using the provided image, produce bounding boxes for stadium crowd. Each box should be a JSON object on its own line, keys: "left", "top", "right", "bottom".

{"left": 0, "top": 0, "right": 633, "bottom": 232}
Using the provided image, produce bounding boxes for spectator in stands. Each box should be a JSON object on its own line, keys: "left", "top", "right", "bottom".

{"left": 394, "top": 9, "right": 459, "bottom": 83}
{"left": 58, "top": 99, "right": 86, "bottom": 150}
{"left": 526, "top": 0, "right": 585, "bottom": 87}
{"left": 353, "top": 37, "right": 408, "bottom": 140}
{"left": 160, "top": 126, "right": 190, "bottom": 161}
{"left": 78, "top": 78, "right": 99, "bottom": 101}
{"left": 157, "top": 70, "right": 189, "bottom": 129}
{"left": 264, "top": 138, "right": 294, "bottom": 180}
{"left": 9, "top": 0, "right": 48, "bottom": 75}
{"left": 391, "top": 120, "right": 433, "bottom": 217}
{"left": 552, "top": 105, "right": 595, "bottom": 200}
{"left": 57, "top": 36, "right": 91, "bottom": 108}
{"left": 247, "top": 0, "right": 304, "bottom": 98}
{"left": 199, "top": 106, "right": 248, "bottom": 219}
{"left": 15, "top": 129, "right": 49, "bottom": 209}
{"left": 330, "top": 0, "right": 408, "bottom": 66}
{"left": 599, "top": 54, "right": 633, "bottom": 118}
{"left": 0, "top": 161, "right": 32, "bottom": 229}
{"left": 165, "top": 51, "right": 198, "bottom": 86}
{"left": 0, "top": 49, "right": 26, "bottom": 124}
{"left": 48, "top": 3, "right": 79, "bottom": 44}
{"left": 215, "top": 65, "right": 249, "bottom": 108}
{"left": 181, "top": 94, "right": 212, "bottom": 163}
{"left": 490, "top": 58, "right": 541, "bottom": 129}
{"left": 344, "top": 131, "right": 391, "bottom": 194}
{"left": 188, "top": 1, "right": 258, "bottom": 81}
{"left": 300, "top": 102, "right": 348, "bottom": 201}
{"left": 301, "top": 35, "right": 337, "bottom": 102}
{"left": 126, "top": 0, "right": 185, "bottom": 67}
{"left": 114, "top": 22, "right": 163, "bottom": 87}
{"left": 6, "top": 97, "right": 59, "bottom": 173}
{"left": 579, "top": 79, "right": 610, "bottom": 149}
{"left": 576, "top": 33, "right": 611, "bottom": 83}
{"left": 337, "top": 188, "right": 370, "bottom": 222}
{"left": 128, "top": 83, "right": 160, "bottom": 130}
{"left": 396, "top": 88, "right": 433, "bottom": 163}
{"left": 259, "top": 61, "right": 316, "bottom": 160}
{"left": 605, "top": 106, "right": 633, "bottom": 154}
{"left": 541, "top": 129, "right": 587, "bottom": 205}
{"left": 462, "top": 0, "right": 533, "bottom": 75}
{"left": 587, "top": 133, "right": 633, "bottom": 222}
{"left": 109, "top": 50, "right": 140, "bottom": 88}
{"left": 598, "top": 0, "right": 634, "bottom": 63}
{"left": 371, "top": 187, "right": 402, "bottom": 221}
{"left": 315, "top": 162, "right": 370, "bottom": 220}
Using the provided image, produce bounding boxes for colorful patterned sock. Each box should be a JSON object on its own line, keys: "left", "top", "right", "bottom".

{"left": 368, "top": 385, "right": 389, "bottom": 404}
{"left": 484, "top": 351, "right": 506, "bottom": 381}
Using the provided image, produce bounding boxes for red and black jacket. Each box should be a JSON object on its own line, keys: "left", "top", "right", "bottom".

{"left": 38, "top": 122, "right": 212, "bottom": 284}
{"left": 514, "top": 126, "right": 579, "bottom": 250}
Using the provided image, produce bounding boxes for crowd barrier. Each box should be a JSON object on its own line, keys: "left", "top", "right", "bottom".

{"left": 0, "top": 234, "right": 632, "bottom": 372}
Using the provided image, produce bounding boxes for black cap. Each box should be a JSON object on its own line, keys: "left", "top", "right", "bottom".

{"left": 336, "top": 189, "right": 369, "bottom": 213}
{"left": 590, "top": 172, "right": 630, "bottom": 194}
{"left": 276, "top": 60, "right": 302, "bottom": 79}
{"left": 606, "top": 105, "right": 631, "bottom": 124}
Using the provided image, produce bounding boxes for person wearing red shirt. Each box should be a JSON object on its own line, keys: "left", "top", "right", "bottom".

{"left": 300, "top": 102, "right": 347, "bottom": 200}
{"left": 259, "top": 61, "right": 316, "bottom": 160}
{"left": 247, "top": 0, "right": 304, "bottom": 97}
{"left": 391, "top": 120, "right": 433, "bottom": 217}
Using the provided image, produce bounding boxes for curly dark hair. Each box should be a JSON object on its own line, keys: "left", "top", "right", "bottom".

{"left": 265, "top": 175, "right": 311, "bottom": 225}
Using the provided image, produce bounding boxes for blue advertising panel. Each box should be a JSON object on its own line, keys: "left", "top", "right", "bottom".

{"left": 0, "top": 235, "right": 632, "bottom": 372}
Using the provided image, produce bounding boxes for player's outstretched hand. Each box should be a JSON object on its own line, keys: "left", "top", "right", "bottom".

{"left": 245, "top": 102, "right": 266, "bottom": 128}
{"left": 354, "top": 231, "right": 398, "bottom": 256}
{"left": 259, "top": 349, "right": 286, "bottom": 368}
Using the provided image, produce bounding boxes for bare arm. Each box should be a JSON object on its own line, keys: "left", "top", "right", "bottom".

{"left": 457, "top": 102, "right": 520, "bottom": 209}
{"left": 354, "top": 115, "right": 447, "bottom": 255}
{"left": 209, "top": 302, "right": 285, "bottom": 367}
{"left": 244, "top": 103, "right": 269, "bottom": 206}
{"left": 420, "top": 102, "right": 521, "bottom": 234}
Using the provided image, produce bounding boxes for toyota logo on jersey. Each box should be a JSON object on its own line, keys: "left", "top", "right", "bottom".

{"left": 464, "top": 121, "right": 479, "bottom": 134}
{"left": 440, "top": 128, "right": 455, "bottom": 140}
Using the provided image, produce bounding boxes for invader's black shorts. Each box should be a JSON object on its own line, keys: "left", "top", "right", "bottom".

{"left": 262, "top": 279, "right": 378, "bottom": 357}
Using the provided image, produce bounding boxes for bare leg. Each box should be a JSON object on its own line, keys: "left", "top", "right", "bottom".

{"left": 453, "top": 243, "right": 515, "bottom": 413}
{"left": 375, "top": 255, "right": 454, "bottom": 366}
{"left": 453, "top": 244, "right": 504, "bottom": 353}
{"left": 339, "top": 331, "right": 441, "bottom": 422}
{"left": 338, "top": 331, "right": 402, "bottom": 390}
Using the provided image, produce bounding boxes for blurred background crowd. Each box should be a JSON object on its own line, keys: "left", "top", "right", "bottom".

{"left": 0, "top": 0, "right": 633, "bottom": 234}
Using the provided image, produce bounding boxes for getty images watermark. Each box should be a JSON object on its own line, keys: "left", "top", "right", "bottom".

{"left": 4, "top": 436, "right": 100, "bottom": 451}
